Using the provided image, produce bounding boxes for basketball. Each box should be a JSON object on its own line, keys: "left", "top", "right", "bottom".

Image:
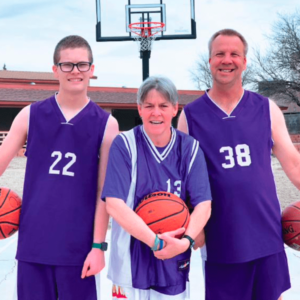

{"left": 0, "top": 187, "right": 22, "bottom": 239}
{"left": 135, "top": 191, "right": 190, "bottom": 237}
{"left": 282, "top": 201, "right": 300, "bottom": 251}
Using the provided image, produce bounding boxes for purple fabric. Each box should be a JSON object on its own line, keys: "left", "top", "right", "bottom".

{"left": 205, "top": 251, "right": 291, "bottom": 300}
{"left": 16, "top": 95, "right": 109, "bottom": 265}
{"left": 18, "top": 261, "right": 98, "bottom": 300}
{"left": 184, "top": 91, "right": 284, "bottom": 263}
{"left": 102, "top": 126, "right": 211, "bottom": 293}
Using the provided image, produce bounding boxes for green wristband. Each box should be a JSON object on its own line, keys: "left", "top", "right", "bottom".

{"left": 92, "top": 242, "right": 108, "bottom": 251}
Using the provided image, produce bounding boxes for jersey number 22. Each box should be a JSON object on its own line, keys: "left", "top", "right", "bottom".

{"left": 49, "top": 151, "right": 77, "bottom": 177}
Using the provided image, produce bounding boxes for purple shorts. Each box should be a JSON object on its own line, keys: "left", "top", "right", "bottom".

{"left": 17, "top": 261, "right": 99, "bottom": 300}
{"left": 205, "top": 250, "right": 291, "bottom": 300}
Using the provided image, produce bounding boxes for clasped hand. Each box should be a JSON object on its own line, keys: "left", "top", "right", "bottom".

{"left": 153, "top": 228, "right": 190, "bottom": 260}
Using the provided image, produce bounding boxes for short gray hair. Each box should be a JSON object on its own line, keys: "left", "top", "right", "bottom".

{"left": 137, "top": 76, "right": 178, "bottom": 106}
{"left": 208, "top": 29, "right": 248, "bottom": 57}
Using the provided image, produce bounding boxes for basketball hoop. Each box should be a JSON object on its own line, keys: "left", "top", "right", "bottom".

{"left": 129, "top": 22, "right": 165, "bottom": 51}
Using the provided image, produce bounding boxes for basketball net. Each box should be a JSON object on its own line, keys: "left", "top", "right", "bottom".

{"left": 129, "top": 22, "right": 165, "bottom": 52}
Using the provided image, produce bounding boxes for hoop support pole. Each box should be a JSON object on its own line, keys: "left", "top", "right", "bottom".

{"left": 141, "top": 50, "right": 151, "bottom": 80}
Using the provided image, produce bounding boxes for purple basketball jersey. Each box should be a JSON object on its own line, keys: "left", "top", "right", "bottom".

{"left": 16, "top": 95, "right": 109, "bottom": 265}
{"left": 102, "top": 126, "right": 211, "bottom": 294}
{"left": 184, "top": 90, "right": 284, "bottom": 263}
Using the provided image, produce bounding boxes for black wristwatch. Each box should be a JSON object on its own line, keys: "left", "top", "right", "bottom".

{"left": 182, "top": 235, "right": 195, "bottom": 249}
{"left": 92, "top": 242, "right": 108, "bottom": 251}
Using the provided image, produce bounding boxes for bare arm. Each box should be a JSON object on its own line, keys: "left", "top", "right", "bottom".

{"left": 178, "top": 109, "right": 209, "bottom": 249}
{"left": 186, "top": 200, "right": 211, "bottom": 250}
{"left": 0, "top": 106, "right": 29, "bottom": 176}
{"left": 81, "top": 116, "right": 119, "bottom": 278}
{"left": 106, "top": 197, "right": 157, "bottom": 248}
{"left": 177, "top": 110, "right": 189, "bottom": 134}
{"left": 185, "top": 200, "right": 211, "bottom": 239}
{"left": 93, "top": 116, "right": 119, "bottom": 244}
{"left": 270, "top": 100, "right": 300, "bottom": 190}
{"left": 154, "top": 200, "right": 211, "bottom": 259}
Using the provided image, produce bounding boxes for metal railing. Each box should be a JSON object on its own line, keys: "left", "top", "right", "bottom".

{"left": 0, "top": 131, "right": 8, "bottom": 146}
{"left": 0, "top": 131, "right": 27, "bottom": 156}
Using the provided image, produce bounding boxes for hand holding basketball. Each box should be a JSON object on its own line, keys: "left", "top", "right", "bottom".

{"left": 0, "top": 187, "right": 22, "bottom": 239}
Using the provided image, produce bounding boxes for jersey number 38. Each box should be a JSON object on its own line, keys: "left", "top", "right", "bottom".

{"left": 220, "top": 144, "right": 251, "bottom": 169}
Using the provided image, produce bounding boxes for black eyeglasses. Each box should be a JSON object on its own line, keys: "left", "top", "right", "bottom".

{"left": 56, "top": 62, "right": 92, "bottom": 72}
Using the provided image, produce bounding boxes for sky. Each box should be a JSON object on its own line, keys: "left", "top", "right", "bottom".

{"left": 0, "top": 0, "right": 299, "bottom": 91}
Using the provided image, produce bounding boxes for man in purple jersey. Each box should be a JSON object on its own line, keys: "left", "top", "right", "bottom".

{"left": 178, "top": 29, "right": 300, "bottom": 300}
{"left": 102, "top": 76, "right": 212, "bottom": 299}
{"left": 0, "top": 36, "right": 119, "bottom": 300}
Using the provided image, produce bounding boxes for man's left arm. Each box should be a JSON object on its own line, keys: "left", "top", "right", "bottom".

{"left": 81, "top": 116, "right": 119, "bottom": 278}
{"left": 270, "top": 100, "right": 300, "bottom": 190}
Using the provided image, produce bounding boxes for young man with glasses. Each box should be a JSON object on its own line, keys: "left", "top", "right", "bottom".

{"left": 0, "top": 35, "right": 119, "bottom": 300}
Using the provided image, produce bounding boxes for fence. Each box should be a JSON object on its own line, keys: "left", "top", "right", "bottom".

{"left": 0, "top": 131, "right": 26, "bottom": 156}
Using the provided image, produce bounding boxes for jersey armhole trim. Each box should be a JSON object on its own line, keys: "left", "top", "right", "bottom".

{"left": 183, "top": 109, "right": 190, "bottom": 135}
{"left": 100, "top": 114, "right": 111, "bottom": 150}
{"left": 120, "top": 132, "right": 132, "bottom": 159}
{"left": 120, "top": 129, "right": 137, "bottom": 209}
{"left": 27, "top": 105, "right": 31, "bottom": 137}
{"left": 268, "top": 98, "right": 274, "bottom": 147}
{"left": 188, "top": 140, "right": 199, "bottom": 174}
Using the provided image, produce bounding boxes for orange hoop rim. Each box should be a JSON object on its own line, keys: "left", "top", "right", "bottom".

{"left": 129, "top": 22, "right": 165, "bottom": 37}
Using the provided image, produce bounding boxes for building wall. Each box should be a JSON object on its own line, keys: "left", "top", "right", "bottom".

{"left": 112, "top": 109, "right": 142, "bottom": 131}
{"left": 0, "top": 108, "right": 22, "bottom": 130}
{"left": 290, "top": 134, "right": 300, "bottom": 152}
{"left": 284, "top": 113, "right": 300, "bottom": 134}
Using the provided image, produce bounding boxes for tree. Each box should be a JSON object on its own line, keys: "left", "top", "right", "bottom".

{"left": 190, "top": 55, "right": 255, "bottom": 90}
{"left": 251, "top": 11, "right": 300, "bottom": 106}
{"left": 3, "top": 64, "right": 7, "bottom": 70}
{"left": 190, "top": 54, "right": 212, "bottom": 90}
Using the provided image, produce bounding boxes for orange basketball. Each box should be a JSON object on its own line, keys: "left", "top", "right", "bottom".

{"left": 0, "top": 187, "right": 22, "bottom": 239}
{"left": 282, "top": 201, "right": 300, "bottom": 251}
{"left": 135, "top": 191, "right": 190, "bottom": 237}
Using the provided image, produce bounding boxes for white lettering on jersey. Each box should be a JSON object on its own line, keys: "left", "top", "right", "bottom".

{"left": 166, "top": 179, "right": 182, "bottom": 197}
{"left": 49, "top": 151, "right": 77, "bottom": 176}
{"left": 49, "top": 151, "right": 62, "bottom": 175}
{"left": 220, "top": 146, "right": 235, "bottom": 169}
{"left": 220, "top": 144, "right": 252, "bottom": 169}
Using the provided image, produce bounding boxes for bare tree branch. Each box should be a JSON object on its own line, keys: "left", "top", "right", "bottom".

{"left": 190, "top": 54, "right": 212, "bottom": 90}
{"left": 250, "top": 11, "right": 300, "bottom": 106}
